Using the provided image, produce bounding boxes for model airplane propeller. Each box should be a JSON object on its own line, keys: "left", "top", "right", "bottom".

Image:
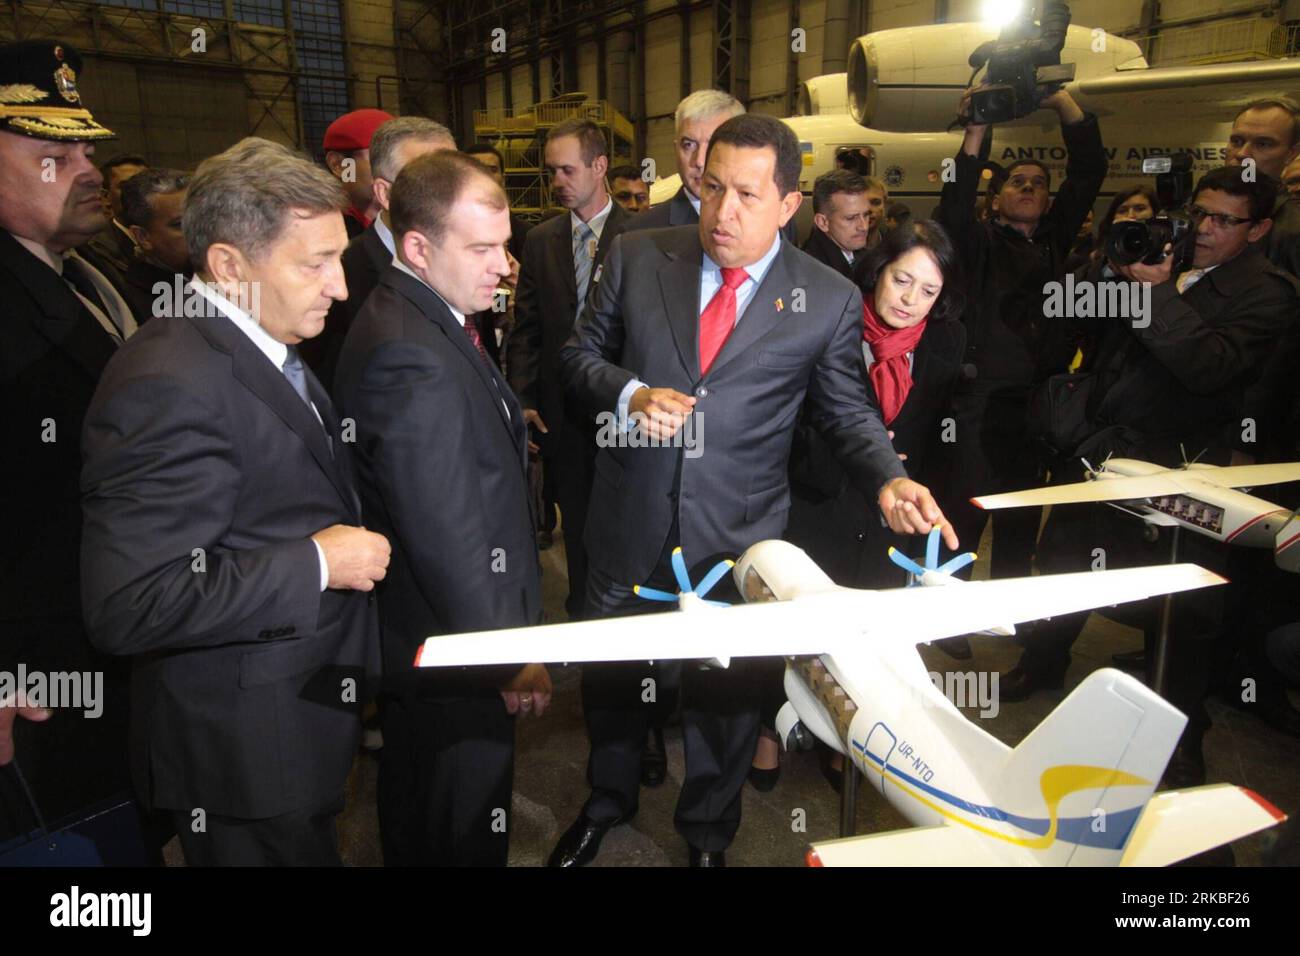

{"left": 973, "top": 458, "right": 1300, "bottom": 571}
{"left": 633, "top": 547, "right": 733, "bottom": 607}
{"left": 414, "top": 537, "right": 1286, "bottom": 866}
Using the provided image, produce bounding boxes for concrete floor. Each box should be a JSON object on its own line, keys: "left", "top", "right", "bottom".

{"left": 170, "top": 520, "right": 1300, "bottom": 866}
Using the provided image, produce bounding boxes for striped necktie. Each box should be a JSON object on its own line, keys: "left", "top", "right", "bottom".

{"left": 573, "top": 220, "right": 595, "bottom": 310}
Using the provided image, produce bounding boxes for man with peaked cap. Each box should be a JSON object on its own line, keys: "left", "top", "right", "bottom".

{"left": 323, "top": 108, "right": 394, "bottom": 239}
{"left": 0, "top": 39, "right": 145, "bottom": 857}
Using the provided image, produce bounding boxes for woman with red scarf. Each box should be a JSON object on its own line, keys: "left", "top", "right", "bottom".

{"left": 749, "top": 222, "right": 969, "bottom": 792}
{"left": 786, "top": 220, "right": 968, "bottom": 590}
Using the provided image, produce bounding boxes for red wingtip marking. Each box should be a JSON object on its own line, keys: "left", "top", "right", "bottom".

{"left": 970, "top": 497, "right": 985, "bottom": 510}
{"left": 806, "top": 848, "right": 824, "bottom": 867}
{"left": 1242, "top": 788, "right": 1287, "bottom": 822}
{"left": 413, "top": 643, "right": 424, "bottom": 667}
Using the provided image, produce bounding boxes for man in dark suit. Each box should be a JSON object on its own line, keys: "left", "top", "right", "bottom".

{"left": 553, "top": 114, "right": 956, "bottom": 867}
{"left": 334, "top": 151, "right": 551, "bottom": 866}
{"left": 117, "top": 167, "right": 191, "bottom": 323}
{"left": 801, "top": 169, "right": 871, "bottom": 280}
{"left": 84, "top": 152, "right": 146, "bottom": 274}
{"left": 304, "top": 117, "right": 456, "bottom": 391}
{"left": 80, "top": 137, "right": 390, "bottom": 866}
{"left": 0, "top": 39, "right": 141, "bottom": 852}
{"left": 507, "top": 118, "right": 630, "bottom": 620}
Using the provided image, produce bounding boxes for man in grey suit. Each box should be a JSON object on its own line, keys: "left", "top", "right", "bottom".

{"left": 81, "top": 137, "right": 390, "bottom": 866}
{"left": 552, "top": 114, "right": 957, "bottom": 867}
{"left": 507, "top": 118, "right": 630, "bottom": 620}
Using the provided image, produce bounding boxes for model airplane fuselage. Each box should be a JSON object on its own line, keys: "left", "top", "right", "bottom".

{"left": 974, "top": 459, "right": 1300, "bottom": 571}
{"left": 415, "top": 536, "right": 1285, "bottom": 865}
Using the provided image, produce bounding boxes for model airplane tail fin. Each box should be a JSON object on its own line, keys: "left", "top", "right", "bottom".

{"left": 993, "top": 669, "right": 1186, "bottom": 866}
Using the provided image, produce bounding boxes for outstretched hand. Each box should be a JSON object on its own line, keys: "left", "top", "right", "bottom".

{"left": 878, "top": 477, "right": 959, "bottom": 551}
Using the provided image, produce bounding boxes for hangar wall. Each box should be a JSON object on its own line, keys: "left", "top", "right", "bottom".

{"left": 466, "top": 0, "right": 1296, "bottom": 185}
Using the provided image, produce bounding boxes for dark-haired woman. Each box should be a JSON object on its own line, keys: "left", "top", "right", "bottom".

{"left": 748, "top": 221, "right": 968, "bottom": 792}
{"left": 785, "top": 220, "right": 968, "bottom": 590}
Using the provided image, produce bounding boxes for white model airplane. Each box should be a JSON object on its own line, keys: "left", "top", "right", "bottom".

{"left": 415, "top": 535, "right": 1286, "bottom": 866}
{"left": 974, "top": 459, "right": 1300, "bottom": 572}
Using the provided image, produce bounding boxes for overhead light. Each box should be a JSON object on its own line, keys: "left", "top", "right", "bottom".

{"left": 981, "top": 0, "right": 1025, "bottom": 28}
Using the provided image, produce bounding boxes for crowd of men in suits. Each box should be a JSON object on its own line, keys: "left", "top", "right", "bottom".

{"left": 3, "top": 33, "right": 1300, "bottom": 867}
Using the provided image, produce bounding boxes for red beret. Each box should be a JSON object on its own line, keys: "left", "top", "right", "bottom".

{"left": 322, "top": 108, "right": 394, "bottom": 152}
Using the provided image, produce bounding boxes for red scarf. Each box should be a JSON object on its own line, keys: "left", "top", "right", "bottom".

{"left": 346, "top": 206, "right": 372, "bottom": 230}
{"left": 863, "top": 297, "right": 926, "bottom": 426}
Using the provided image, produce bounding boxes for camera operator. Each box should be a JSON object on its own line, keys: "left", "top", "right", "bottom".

{"left": 1000, "top": 167, "right": 1300, "bottom": 786}
{"left": 934, "top": 85, "right": 1106, "bottom": 579}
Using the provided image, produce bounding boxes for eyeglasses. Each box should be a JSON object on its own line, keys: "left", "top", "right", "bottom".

{"left": 1188, "top": 204, "right": 1254, "bottom": 229}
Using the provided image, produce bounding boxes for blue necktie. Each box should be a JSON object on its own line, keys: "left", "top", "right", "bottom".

{"left": 281, "top": 345, "right": 312, "bottom": 408}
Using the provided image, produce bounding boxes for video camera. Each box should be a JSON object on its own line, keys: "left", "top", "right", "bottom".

{"left": 967, "top": 1, "right": 1075, "bottom": 126}
{"left": 1105, "top": 153, "right": 1197, "bottom": 271}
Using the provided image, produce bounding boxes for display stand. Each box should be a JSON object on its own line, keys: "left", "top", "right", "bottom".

{"left": 839, "top": 759, "right": 859, "bottom": 837}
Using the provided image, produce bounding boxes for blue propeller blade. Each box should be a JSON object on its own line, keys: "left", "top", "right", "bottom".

{"left": 888, "top": 528, "right": 976, "bottom": 586}
{"left": 694, "top": 560, "right": 735, "bottom": 599}
{"left": 937, "top": 552, "right": 977, "bottom": 575}
{"left": 887, "top": 546, "right": 928, "bottom": 579}
{"left": 634, "top": 549, "right": 734, "bottom": 607}
{"left": 670, "top": 548, "right": 692, "bottom": 594}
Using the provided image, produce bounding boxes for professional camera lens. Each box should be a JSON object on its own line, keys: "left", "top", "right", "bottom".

{"left": 1105, "top": 220, "right": 1158, "bottom": 266}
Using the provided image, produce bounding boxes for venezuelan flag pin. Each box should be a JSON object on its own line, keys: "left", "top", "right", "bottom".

{"left": 774, "top": 297, "right": 784, "bottom": 311}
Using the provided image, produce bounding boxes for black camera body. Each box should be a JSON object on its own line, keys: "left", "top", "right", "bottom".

{"left": 1104, "top": 152, "right": 1198, "bottom": 271}
{"left": 968, "top": 1, "right": 1075, "bottom": 126}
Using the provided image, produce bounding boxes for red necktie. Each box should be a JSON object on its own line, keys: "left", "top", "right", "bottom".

{"left": 462, "top": 315, "right": 494, "bottom": 369}
{"left": 699, "top": 267, "right": 748, "bottom": 375}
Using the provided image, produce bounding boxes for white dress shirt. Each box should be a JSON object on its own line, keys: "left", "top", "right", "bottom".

{"left": 616, "top": 233, "right": 784, "bottom": 419}
{"left": 16, "top": 236, "right": 138, "bottom": 343}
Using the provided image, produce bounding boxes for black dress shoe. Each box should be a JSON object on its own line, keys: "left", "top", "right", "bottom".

{"left": 547, "top": 812, "right": 630, "bottom": 868}
{"left": 747, "top": 765, "right": 780, "bottom": 792}
{"left": 819, "top": 750, "right": 844, "bottom": 794}
{"left": 1160, "top": 742, "right": 1206, "bottom": 790}
{"left": 641, "top": 727, "right": 667, "bottom": 787}
{"left": 1111, "top": 648, "right": 1146, "bottom": 670}
{"left": 998, "top": 662, "right": 1066, "bottom": 703}
{"left": 936, "top": 635, "right": 973, "bottom": 660}
{"left": 689, "top": 847, "right": 725, "bottom": 867}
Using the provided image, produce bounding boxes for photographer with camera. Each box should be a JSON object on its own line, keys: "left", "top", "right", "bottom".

{"left": 1000, "top": 167, "right": 1300, "bottom": 786}
{"left": 934, "top": 80, "right": 1106, "bottom": 582}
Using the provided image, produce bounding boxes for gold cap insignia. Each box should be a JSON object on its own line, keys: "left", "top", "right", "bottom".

{"left": 53, "top": 63, "right": 79, "bottom": 104}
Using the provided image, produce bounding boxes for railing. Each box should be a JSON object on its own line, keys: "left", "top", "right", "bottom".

{"left": 1126, "top": 20, "right": 1299, "bottom": 66}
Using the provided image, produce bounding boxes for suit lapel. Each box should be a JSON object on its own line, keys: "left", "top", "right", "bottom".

{"left": 0, "top": 233, "right": 118, "bottom": 380}
{"left": 593, "top": 203, "right": 628, "bottom": 274}
{"left": 387, "top": 268, "right": 521, "bottom": 447}
{"left": 305, "top": 368, "right": 362, "bottom": 520}
{"left": 657, "top": 235, "right": 704, "bottom": 379}
{"left": 707, "top": 242, "right": 795, "bottom": 377}
{"left": 552, "top": 218, "right": 577, "bottom": 303}
{"left": 671, "top": 188, "right": 698, "bottom": 226}
{"left": 228, "top": 336, "right": 357, "bottom": 515}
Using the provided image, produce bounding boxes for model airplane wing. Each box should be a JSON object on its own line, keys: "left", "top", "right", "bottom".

{"left": 1187, "top": 462, "right": 1300, "bottom": 490}
{"left": 807, "top": 824, "right": 1000, "bottom": 867}
{"left": 973, "top": 475, "right": 1180, "bottom": 509}
{"left": 1118, "top": 786, "right": 1287, "bottom": 867}
{"left": 415, "top": 596, "right": 834, "bottom": 668}
{"left": 416, "top": 564, "right": 1221, "bottom": 667}
{"left": 857, "top": 565, "right": 1223, "bottom": 648}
